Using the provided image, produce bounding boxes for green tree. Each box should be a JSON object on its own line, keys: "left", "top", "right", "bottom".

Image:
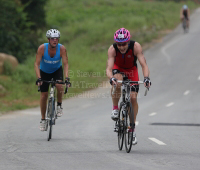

{"left": 20, "top": 0, "right": 47, "bottom": 30}
{"left": 0, "top": 0, "right": 48, "bottom": 63}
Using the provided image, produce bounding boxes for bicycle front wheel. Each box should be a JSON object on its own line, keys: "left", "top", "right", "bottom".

{"left": 124, "top": 103, "right": 134, "bottom": 153}
{"left": 47, "top": 98, "right": 54, "bottom": 141}
{"left": 47, "top": 119, "right": 52, "bottom": 141}
{"left": 118, "top": 102, "right": 125, "bottom": 150}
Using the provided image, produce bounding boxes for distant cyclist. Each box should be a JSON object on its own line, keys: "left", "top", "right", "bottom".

{"left": 180, "top": 5, "right": 190, "bottom": 29}
{"left": 106, "top": 28, "right": 151, "bottom": 145}
{"left": 34, "top": 29, "right": 71, "bottom": 131}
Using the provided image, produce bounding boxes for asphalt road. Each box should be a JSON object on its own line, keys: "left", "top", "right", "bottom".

{"left": 1, "top": 8, "right": 200, "bottom": 170}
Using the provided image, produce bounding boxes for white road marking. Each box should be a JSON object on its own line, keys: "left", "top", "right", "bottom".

{"left": 166, "top": 102, "right": 174, "bottom": 107}
{"left": 161, "top": 37, "right": 184, "bottom": 64}
{"left": 22, "top": 111, "right": 40, "bottom": 115}
{"left": 0, "top": 116, "right": 16, "bottom": 119}
{"left": 149, "top": 112, "right": 157, "bottom": 116}
{"left": 198, "top": 76, "right": 200, "bottom": 81}
{"left": 135, "top": 121, "right": 139, "bottom": 126}
{"left": 184, "top": 90, "right": 190, "bottom": 95}
{"left": 149, "top": 138, "right": 166, "bottom": 145}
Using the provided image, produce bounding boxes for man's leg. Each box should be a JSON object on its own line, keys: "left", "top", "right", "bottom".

{"left": 187, "top": 18, "right": 190, "bottom": 29}
{"left": 56, "top": 84, "right": 64, "bottom": 117}
{"left": 130, "top": 91, "right": 138, "bottom": 145}
{"left": 130, "top": 92, "right": 138, "bottom": 124}
{"left": 40, "top": 92, "right": 48, "bottom": 131}
{"left": 111, "top": 73, "right": 123, "bottom": 120}
{"left": 40, "top": 92, "right": 48, "bottom": 119}
{"left": 56, "top": 84, "right": 63, "bottom": 103}
{"left": 53, "top": 66, "right": 64, "bottom": 117}
{"left": 112, "top": 73, "right": 123, "bottom": 106}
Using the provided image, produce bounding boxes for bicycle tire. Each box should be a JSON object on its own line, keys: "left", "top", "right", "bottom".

{"left": 53, "top": 96, "right": 56, "bottom": 125}
{"left": 49, "top": 98, "right": 55, "bottom": 140}
{"left": 47, "top": 98, "right": 54, "bottom": 141}
{"left": 124, "top": 102, "right": 134, "bottom": 153}
{"left": 47, "top": 120, "right": 51, "bottom": 141}
{"left": 45, "top": 99, "right": 51, "bottom": 132}
{"left": 118, "top": 102, "right": 125, "bottom": 150}
{"left": 47, "top": 119, "right": 52, "bottom": 141}
{"left": 182, "top": 18, "right": 187, "bottom": 33}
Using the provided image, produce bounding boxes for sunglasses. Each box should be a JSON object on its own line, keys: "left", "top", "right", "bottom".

{"left": 50, "top": 38, "right": 59, "bottom": 40}
{"left": 116, "top": 42, "right": 128, "bottom": 47}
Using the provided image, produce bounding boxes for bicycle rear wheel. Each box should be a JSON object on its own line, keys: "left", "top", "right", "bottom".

{"left": 183, "top": 18, "right": 187, "bottom": 33}
{"left": 118, "top": 103, "right": 125, "bottom": 150}
{"left": 124, "top": 103, "right": 134, "bottom": 153}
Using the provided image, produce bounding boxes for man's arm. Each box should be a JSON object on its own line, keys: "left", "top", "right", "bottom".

{"left": 60, "top": 45, "right": 69, "bottom": 78}
{"left": 134, "top": 42, "right": 149, "bottom": 78}
{"left": 34, "top": 44, "right": 44, "bottom": 79}
{"left": 106, "top": 45, "right": 115, "bottom": 79}
{"left": 188, "top": 8, "right": 190, "bottom": 19}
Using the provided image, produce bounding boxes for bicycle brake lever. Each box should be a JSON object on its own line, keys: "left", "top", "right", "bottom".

{"left": 64, "top": 87, "right": 68, "bottom": 94}
{"left": 38, "top": 86, "right": 41, "bottom": 92}
{"left": 144, "top": 88, "right": 149, "bottom": 96}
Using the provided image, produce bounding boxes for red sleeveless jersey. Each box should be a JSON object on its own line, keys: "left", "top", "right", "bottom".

{"left": 112, "top": 40, "right": 139, "bottom": 82}
{"left": 113, "top": 40, "right": 137, "bottom": 69}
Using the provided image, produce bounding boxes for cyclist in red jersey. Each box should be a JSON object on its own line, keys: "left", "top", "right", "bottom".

{"left": 106, "top": 28, "right": 151, "bottom": 145}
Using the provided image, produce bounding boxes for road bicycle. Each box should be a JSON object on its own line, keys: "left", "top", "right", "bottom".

{"left": 182, "top": 17, "right": 187, "bottom": 33}
{"left": 112, "top": 76, "right": 148, "bottom": 153}
{"left": 38, "top": 79, "right": 68, "bottom": 141}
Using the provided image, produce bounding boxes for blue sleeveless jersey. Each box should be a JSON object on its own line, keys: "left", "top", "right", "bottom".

{"left": 40, "top": 43, "right": 62, "bottom": 73}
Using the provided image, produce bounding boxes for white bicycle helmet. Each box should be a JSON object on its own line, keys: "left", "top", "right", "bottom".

{"left": 183, "top": 5, "right": 188, "bottom": 10}
{"left": 46, "top": 29, "right": 60, "bottom": 38}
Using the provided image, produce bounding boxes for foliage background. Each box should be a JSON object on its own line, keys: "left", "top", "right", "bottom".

{"left": 0, "top": 0, "right": 199, "bottom": 112}
{"left": 0, "top": 0, "right": 47, "bottom": 62}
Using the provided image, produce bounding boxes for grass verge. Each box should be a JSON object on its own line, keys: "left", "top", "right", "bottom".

{"left": 0, "top": 0, "right": 198, "bottom": 113}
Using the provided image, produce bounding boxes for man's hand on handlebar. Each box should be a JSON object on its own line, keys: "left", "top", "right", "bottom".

{"left": 144, "top": 77, "right": 151, "bottom": 88}
{"left": 65, "top": 77, "right": 71, "bottom": 87}
{"left": 110, "top": 77, "right": 117, "bottom": 85}
{"left": 36, "top": 78, "right": 43, "bottom": 86}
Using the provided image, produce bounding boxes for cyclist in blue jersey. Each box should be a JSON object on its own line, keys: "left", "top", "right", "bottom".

{"left": 34, "top": 29, "right": 71, "bottom": 131}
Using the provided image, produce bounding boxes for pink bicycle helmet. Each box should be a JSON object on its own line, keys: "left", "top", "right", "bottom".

{"left": 114, "top": 28, "right": 131, "bottom": 42}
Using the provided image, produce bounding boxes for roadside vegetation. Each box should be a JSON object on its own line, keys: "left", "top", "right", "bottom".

{"left": 0, "top": 0, "right": 198, "bottom": 112}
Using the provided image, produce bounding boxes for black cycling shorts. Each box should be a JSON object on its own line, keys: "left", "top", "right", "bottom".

{"left": 40, "top": 66, "right": 63, "bottom": 92}
{"left": 112, "top": 69, "right": 139, "bottom": 93}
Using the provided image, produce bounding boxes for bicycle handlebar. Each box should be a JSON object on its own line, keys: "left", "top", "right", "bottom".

{"left": 37, "top": 80, "right": 69, "bottom": 94}
{"left": 117, "top": 80, "right": 144, "bottom": 84}
{"left": 112, "top": 80, "right": 149, "bottom": 96}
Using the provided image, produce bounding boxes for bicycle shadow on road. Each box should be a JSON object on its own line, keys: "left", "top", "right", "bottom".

{"left": 150, "top": 123, "right": 200, "bottom": 127}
